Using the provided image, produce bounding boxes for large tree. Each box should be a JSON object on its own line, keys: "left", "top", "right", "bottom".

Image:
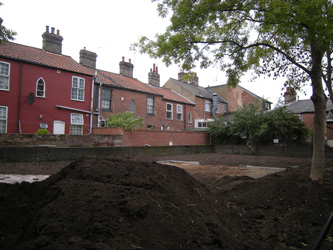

{"left": 0, "top": 2, "right": 16, "bottom": 43}
{"left": 134, "top": 0, "right": 333, "bottom": 181}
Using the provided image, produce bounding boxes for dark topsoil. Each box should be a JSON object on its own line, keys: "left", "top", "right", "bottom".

{"left": 0, "top": 153, "right": 332, "bottom": 250}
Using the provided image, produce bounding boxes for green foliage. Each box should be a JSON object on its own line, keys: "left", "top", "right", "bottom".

{"left": 106, "top": 111, "right": 144, "bottom": 131}
{"left": 134, "top": 0, "right": 333, "bottom": 88}
{"left": 209, "top": 104, "right": 309, "bottom": 149}
{"left": 36, "top": 128, "right": 51, "bottom": 135}
{"left": 0, "top": 3, "right": 17, "bottom": 44}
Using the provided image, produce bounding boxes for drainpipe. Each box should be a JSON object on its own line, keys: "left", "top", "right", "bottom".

{"left": 97, "top": 82, "right": 102, "bottom": 127}
{"left": 183, "top": 104, "right": 186, "bottom": 130}
{"left": 89, "top": 71, "right": 97, "bottom": 133}
{"left": 17, "top": 62, "right": 23, "bottom": 133}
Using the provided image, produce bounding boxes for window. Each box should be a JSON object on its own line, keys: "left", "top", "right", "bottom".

{"left": 223, "top": 104, "right": 227, "bottom": 113}
{"left": 176, "top": 104, "right": 183, "bottom": 121}
{"left": 147, "top": 97, "right": 155, "bottom": 115}
{"left": 216, "top": 103, "right": 221, "bottom": 114}
{"left": 166, "top": 103, "right": 173, "bottom": 119}
{"left": 36, "top": 78, "right": 45, "bottom": 97}
{"left": 71, "top": 76, "right": 85, "bottom": 101}
{"left": 195, "top": 119, "right": 213, "bottom": 129}
{"left": 205, "top": 100, "right": 212, "bottom": 112}
{"left": 130, "top": 99, "right": 136, "bottom": 114}
{"left": 70, "top": 113, "right": 84, "bottom": 135}
{"left": 188, "top": 112, "right": 192, "bottom": 123}
{"left": 102, "top": 88, "right": 112, "bottom": 111}
{"left": 0, "top": 106, "right": 8, "bottom": 133}
{"left": 0, "top": 61, "right": 10, "bottom": 91}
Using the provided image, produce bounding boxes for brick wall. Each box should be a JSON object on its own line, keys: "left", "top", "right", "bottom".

{"left": 0, "top": 129, "right": 210, "bottom": 147}
{"left": 122, "top": 129, "right": 210, "bottom": 147}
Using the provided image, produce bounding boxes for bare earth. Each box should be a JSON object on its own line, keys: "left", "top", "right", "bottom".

{"left": 0, "top": 153, "right": 332, "bottom": 250}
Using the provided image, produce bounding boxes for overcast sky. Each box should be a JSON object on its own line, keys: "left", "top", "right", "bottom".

{"left": 1, "top": 0, "right": 312, "bottom": 106}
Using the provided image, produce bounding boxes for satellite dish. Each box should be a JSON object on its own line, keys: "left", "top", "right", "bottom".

{"left": 27, "top": 93, "right": 35, "bottom": 105}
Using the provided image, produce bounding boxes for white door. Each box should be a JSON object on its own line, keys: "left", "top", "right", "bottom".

{"left": 53, "top": 121, "right": 65, "bottom": 134}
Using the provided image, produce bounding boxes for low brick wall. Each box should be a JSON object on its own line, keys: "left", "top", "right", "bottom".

{"left": 0, "top": 133, "right": 123, "bottom": 147}
{"left": 122, "top": 129, "right": 210, "bottom": 147}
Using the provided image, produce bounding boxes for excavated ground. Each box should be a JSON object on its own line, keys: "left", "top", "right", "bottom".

{"left": 0, "top": 153, "right": 332, "bottom": 249}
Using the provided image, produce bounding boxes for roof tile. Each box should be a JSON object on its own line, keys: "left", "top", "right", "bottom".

{"left": 0, "top": 42, "right": 94, "bottom": 76}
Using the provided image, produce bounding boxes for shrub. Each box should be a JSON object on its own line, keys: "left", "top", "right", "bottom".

{"left": 36, "top": 128, "right": 51, "bottom": 134}
{"left": 106, "top": 111, "right": 144, "bottom": 131}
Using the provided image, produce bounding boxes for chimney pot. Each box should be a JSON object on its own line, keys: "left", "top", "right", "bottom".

{"left": 42, "top": 25, "right": 63, "bottom": 54}
{"left": 119, "top": 57, "right": 134, "bottom": 78}
{"left": 156, "top": 66, "right": 158, "bottom": 74}
{"left": 57, "top": 29, "right": 60, "bottom": 36}
{"left": 129, "top": 58, "right": 131, "bottom": 63}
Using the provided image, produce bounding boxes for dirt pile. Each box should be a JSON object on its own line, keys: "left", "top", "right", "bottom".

{"left": 0, "top": 157, "right": 243, "bottom": 250}
{"left": 0, "top": 156, "right": 332, "bottom": 250}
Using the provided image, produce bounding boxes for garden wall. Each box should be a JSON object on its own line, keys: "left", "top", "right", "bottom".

{"left": 0, "top": 129, "right": 210, "bottom": 148}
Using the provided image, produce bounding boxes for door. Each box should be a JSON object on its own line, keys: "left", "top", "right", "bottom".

{"left": 53, "top": 121, "right": 65, "bottom": 134}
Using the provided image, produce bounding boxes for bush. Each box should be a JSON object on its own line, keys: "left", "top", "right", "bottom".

{"left": 36, "top": 128, "right": 51, "bottom": 134}
{"left": 209, "top": 104, "right": 309, "bottom": 148}
{"left": 106, "top": 111, "right": 144, "bottom": 131}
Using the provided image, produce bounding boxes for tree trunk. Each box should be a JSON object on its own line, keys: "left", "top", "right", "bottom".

{"left": 310, "top": 51, "right": 327, "bottom": 182}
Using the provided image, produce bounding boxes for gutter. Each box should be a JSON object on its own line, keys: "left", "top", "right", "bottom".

{"left": 55, "top": 105, "right": 91, "bottom": 114}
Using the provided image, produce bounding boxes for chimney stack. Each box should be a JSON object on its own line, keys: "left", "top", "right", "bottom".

{"left": 80, "top": 47, "right": 97, "bottom": 69}
{"left": 148, "top": 63, "right": 160, "bottom": 87}
{"left": 42, "top": 25, "right": 63, "bottom": 54}
{"left": 191, "top": 72, "right": 199, "bottom": 86}
{"left": 119, "top": 57, "right": 134, "bottom": 78}
{"left": 284, "top": 87, "right": 296, "bottom": 104}
{"left": 178, "top": 70, "right": 186, "bottom": 82}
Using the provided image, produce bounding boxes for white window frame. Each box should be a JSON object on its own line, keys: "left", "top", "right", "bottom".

{"left": 36, "top": 77, "right": 46, "bottom": 98}
{"left": 205, "top": 100, "right": 212, "bottom": 112}
{"left": 70, "top": 113, "right": 84, "bottom": 135}
{"left": 195, "top": 119, "right": 213, "bottom": 129}
{"left": 0, "top": 61, "right": 10, "bottom": 91}
{"left": 176, "top": 104, "right": 183, "bottom": 121}
{"left": 71, "top": 76, "right": 85, "bottom": 101}
{"left": 147, "top": 96, "right": 155, "bottom": 115}
{"left": 188, "top": 111, "right": 192, "bottom": 124}
{"left": 223, "top": 104, "right": 227, "bottom": 113}
{"left": 166, "top": 103, "right": 173, "bottom": 119}
{"left": 0, "top": 106, "right": 8, "bottom": 133}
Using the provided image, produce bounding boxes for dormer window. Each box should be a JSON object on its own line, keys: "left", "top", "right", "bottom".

{"left": 36, "top": 78, "right": 45, "bottom": 97}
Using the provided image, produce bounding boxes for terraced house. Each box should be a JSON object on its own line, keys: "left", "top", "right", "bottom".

{"left": 0, "top": 26, "right": 95, "bottom": 135}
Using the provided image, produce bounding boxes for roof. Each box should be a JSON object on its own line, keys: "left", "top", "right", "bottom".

{"left": 96, "top": 70, "right": 194, "bottom": 105}
{"left": 0, "top": 42, "right": 94, "bottom": 76}
{"left": 207, "top": 84, "right": 272, "bottom": 104}
{"left": 152, "top": 87, "right": 194, "bottom": 105}
{"left": 167, "top": 78, "right": 228, "bottom": 103}
{"left": 285, "top": 99, "right": 333, "bottom": 113}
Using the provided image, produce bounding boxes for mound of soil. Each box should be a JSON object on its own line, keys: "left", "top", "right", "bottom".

{"left": 0, "top": 155, "right": 332, "bottom": 249}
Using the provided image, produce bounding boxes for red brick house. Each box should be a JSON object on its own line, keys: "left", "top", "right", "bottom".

{"left": 92, "top": 59, "right": 195, "bottom": 131}
{"left": 0, "top": 26, "right": 95, "bottom": 135}
{"left": 163, "top": 72, "right": 228, "bottom": 129}
{"left": 206, "top": 84, "right": 272, "bottom": 113}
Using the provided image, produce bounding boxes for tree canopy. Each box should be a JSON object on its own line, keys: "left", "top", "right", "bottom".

{"left": 135, "top": 0, "right": 333, "bottom": 181}
{"left": 208, "top": 104, "right": 309, "bottom": 149}
{"left": 0, "top": 3, "right": 16, "bottom": 44}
